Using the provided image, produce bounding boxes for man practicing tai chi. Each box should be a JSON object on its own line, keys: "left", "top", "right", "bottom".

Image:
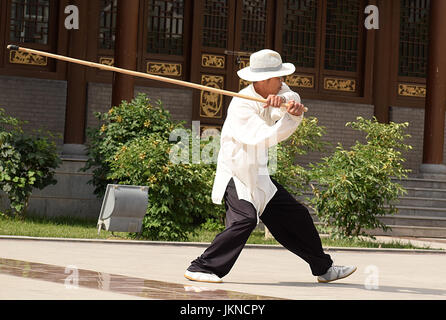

{"left": 184, "top": 49, "right": 357, "bottom": 284}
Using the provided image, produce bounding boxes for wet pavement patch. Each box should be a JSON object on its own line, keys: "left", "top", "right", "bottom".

{"left": 0, "top": 258, "right": 282, "bottom": 300}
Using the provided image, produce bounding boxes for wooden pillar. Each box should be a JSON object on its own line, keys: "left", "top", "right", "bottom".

{"left": 111, "top": 0, "right": 139, "bottom": 108}
{"left": 422, "top": 0, "right": 446, "bottom": 169}
{"left": 372, "top": 0, "right": 392, "bottom": 123}
{"left": 64, "top": 0, "right": 88, "bottom": 147}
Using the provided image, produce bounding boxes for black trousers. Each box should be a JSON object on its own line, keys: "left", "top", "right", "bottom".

{"left": 187, "top": 178, "right": 333, "bottom": 278}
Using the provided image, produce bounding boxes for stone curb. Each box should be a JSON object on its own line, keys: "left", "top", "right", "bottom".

{"left": 0, "top": 235, "right": 444, "bottom": 255}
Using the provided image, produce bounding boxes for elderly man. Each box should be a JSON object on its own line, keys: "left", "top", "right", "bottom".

{"left": 185, "top": 49, "right": 356, "bottom": 284}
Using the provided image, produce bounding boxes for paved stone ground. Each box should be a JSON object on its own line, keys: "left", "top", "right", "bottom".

{"left": 0, "top": 237, "right": 445, "bottom": 300}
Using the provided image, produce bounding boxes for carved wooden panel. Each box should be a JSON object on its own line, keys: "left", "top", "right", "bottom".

{"left": 99, "top": 56, "right": 114, "bottom": 66}
{"left": 10, "top": 0, "right": 50, "bottom": 45}
{"left": 201, "top": 54, "right": 225, "bottom": 69}
{"left": 202, "top": 0, "right": 229, "bottom": 48}
{"left": 200, "top": 74, "right": 224, "bottom": 119}
{"left": 324, "top": 77, "right": 356, "bottom": 92}
{"left": 147, "top": 0, "right": 184, "bottom": 55}
{"left": 286, "top": 74, "right": 314, "bottom": 88}
{"left": 324, "top": 0, "right": 361, "bottom": 72}
{"left": 398, "top": 83, "right": 426, "bottom": 98}
{"left": 9, "top": 50, "right": 47, "bottom": 66}
{"left": 239, "top": 0, "right": 268, "bottom": 52}
{"left": 147, "top": 61, "right": 182, "bottom": 76}
{"left": 399, "top": 0, "right": 430, "bottom": 78}
{"left": 98, "top": 0, "right": 117, "bottom": 50}
{"left": 282, "top": 0, "right": 318, "bottom": 69}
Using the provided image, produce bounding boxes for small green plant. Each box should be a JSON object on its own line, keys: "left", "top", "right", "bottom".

{"left": 309, "top": 117, "right": 412, "bottom": 239}
{"left": 0, "top": 108, "right": 61, "bottom": 217}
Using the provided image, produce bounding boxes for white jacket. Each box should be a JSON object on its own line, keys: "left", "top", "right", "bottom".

{"left": 211, "top": 83, "right": 303, "bottom": 218}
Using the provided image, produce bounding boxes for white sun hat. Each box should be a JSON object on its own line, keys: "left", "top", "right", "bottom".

{"left": 237, "top": 49, "right": 296, "bottom": 82}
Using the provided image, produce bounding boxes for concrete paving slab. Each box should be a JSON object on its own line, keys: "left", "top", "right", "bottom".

{"left": 0, "top": 238, "right": 445, "bottom": 300}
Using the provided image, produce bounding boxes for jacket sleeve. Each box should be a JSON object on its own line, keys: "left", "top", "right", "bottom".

{"left": 227, "top": 97, "right": 300, "bottom": 149}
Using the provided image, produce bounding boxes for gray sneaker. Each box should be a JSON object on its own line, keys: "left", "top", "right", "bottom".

{"left": 317, "top": 265, "right": 357, "bottom": 283}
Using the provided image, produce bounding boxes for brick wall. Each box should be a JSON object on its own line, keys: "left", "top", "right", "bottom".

{"left": 0, "top": 75, "right": 67, "bottom": 146}
{"left": 86, "top": 82, "right": 193, "bottom": 131}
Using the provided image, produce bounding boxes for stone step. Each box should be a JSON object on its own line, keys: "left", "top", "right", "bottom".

{"left": 403, "top": 187, "right": 446, "bottom": 199}
{"left": 299, "top": 198, "right": 446, "bottom": 218}
{"left": 310, "top": 213, "right": 446, "bottom": 228}
{"left": 311, "top": 219, "right": 446, "bottom": 238}
{"left": 297, "top": 197, "right": 446, "bottom": 218}
{"left": 378, "top": 215, "right": 446, "bottom": 228}
{"left": 393, "top": 206, "right": 446, "bottom": 218}
{"left": 395, "top": 197, "right": 446, "bottom": 208}
{"left": 367, "top": 225, "right": 446, "bottom": 238}
{"left": 395, "top": 177, "right": 446, "bottom": 190}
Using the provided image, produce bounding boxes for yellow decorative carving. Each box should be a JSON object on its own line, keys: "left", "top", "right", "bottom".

{"left": 201, "top": 54, "right": 225, "bottom": 69}
{"left": 286, "top": 74, "right": 314, "bottom": 88}
{"left": 238, "top": 57, "right": 250, "bottom": 70}
{"left": 398, "top": 83, "right": 426, "bottom": 98}
{"left": 239, "top": 79, "right": 251, "bottom": 91}
{"left": 99, "top": 57, "right": 114, "bottom": 66}
{"left": 324, "top": 77, "right": 356, "bottom": 92}
{"left": 147, "top": 62, "right": 182, "bottom": 76}
{"left": 237, "top": 58, "right": 251, "bottom": 90}
{"left": 200, "top": 75, "right": 224, "bottom": 119}
{"left": 9, "top": 50, "right": 47, "bottom": 66}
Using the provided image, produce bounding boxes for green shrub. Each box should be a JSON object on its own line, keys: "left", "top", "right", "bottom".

{"left": 84, "top": 94, "right": 223, "bottom": 241}
{"left": 83, "top": 93, "right": 177, "bottom": 197}
{"left": 108, "top": 133, "right": 222, "bottom": 241}
{"left": 0, "top": 108, "right": 61, "bottom": 216}
{"left": 309, "top": 117, "right": 412, "bottom": 239}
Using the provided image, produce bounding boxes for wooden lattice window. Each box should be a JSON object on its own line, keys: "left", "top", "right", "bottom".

{"left": 239, "top": 0, "right": 267, "bottom": 52}
{"left": 399, "top": 0, "right": 430, "bottom": 78}
{"left": 282, "top": 0, "right": 318, "bottom": 69}
{"left": 9, "top": 0, "right": 50, "bottom": 45}
{"left": 98, "top": 0, "right": 117, "bottom": 50}
{"left": 202, "top": 0, "right": 229, "bottom": 48}
{"left": 147, "top": 0, "right": 184, "bottom": 55}
{"left": 324, "top": 0, "right": 362, "bottom": 72}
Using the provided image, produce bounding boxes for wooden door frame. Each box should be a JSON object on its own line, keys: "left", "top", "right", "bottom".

{"left": 190, "top": 0, "right": 238, "bottom": 126}
{"left": 275, "top": 0, "right": 375, "bottom": 104}
{"left": 1, "top": 0, "right": 68, "bottom": 80}
{"left": 390, "top": 0, "right": 427, "bottom": 109}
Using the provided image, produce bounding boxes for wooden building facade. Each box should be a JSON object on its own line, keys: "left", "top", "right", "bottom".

{"left": 0, "top": 0, "right": 444, "bottom": 174}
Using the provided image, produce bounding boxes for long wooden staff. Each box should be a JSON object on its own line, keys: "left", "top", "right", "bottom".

{"left": 7, "top": 45, "right": 307, "bottom": 112}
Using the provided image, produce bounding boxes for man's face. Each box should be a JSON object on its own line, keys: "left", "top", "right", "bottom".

{"left": 264, "top": 77, "right": 283, "bottom": 95}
